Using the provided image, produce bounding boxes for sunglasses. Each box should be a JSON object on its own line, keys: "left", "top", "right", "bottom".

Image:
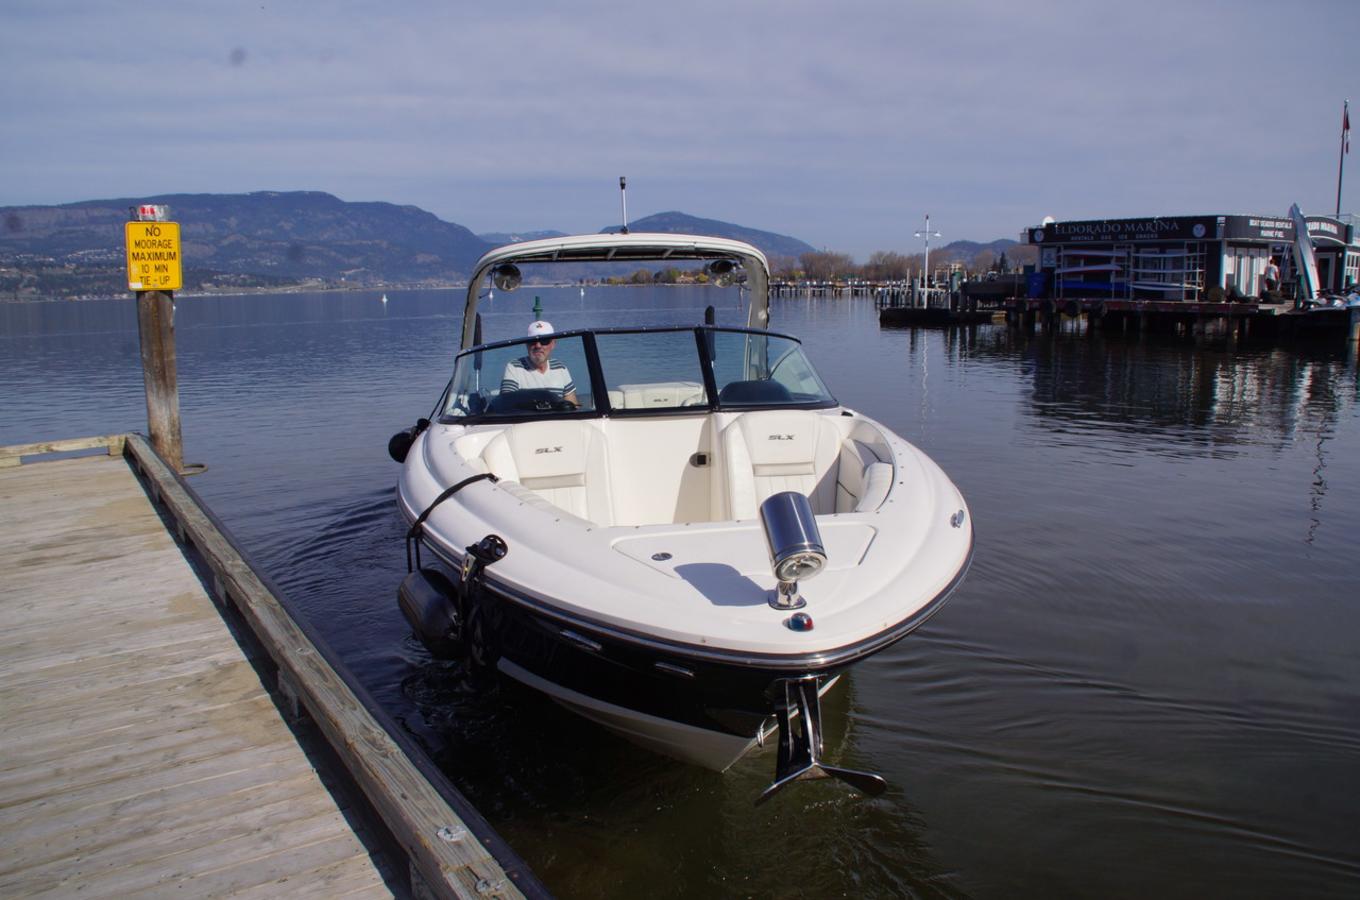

{"left": 530, "top": 337, "right": 553, "bottom": 346}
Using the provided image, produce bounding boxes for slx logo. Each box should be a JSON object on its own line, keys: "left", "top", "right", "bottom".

{"left": 535, "top": 446, "right": 564, "bottom": 454}
{"left": 767, "top": 434, "right": 795, "bottom": 441}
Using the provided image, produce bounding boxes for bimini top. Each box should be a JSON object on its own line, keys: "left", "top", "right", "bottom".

{"left": 462, "top": 232, "right": 771, "bottom": 349}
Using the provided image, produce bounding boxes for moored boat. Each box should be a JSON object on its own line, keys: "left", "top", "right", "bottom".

{"left": 390, "top": 232, "right": 974, "bottom": 801}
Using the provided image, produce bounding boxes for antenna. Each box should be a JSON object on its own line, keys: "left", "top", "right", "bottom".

{"left": 914, "top": 213, "right": 942, "bottom": 288}
{"left": 619, "top": 176, "right": 629, "bottom": 234}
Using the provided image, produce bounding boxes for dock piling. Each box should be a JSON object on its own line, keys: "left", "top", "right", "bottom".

{"left": 135, "top": 289, "right": 184, "bottom": 472}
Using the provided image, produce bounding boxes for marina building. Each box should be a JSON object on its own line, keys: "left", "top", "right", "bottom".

{"left": 1026, "top": 214, "right": 1359, "bottom": 301}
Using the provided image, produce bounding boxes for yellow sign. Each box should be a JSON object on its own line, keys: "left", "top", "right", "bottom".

{"left": 125, "top": 221, "right": 182, "bottom": 291}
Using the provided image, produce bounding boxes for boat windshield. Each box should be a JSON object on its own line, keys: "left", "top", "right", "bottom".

{"left": 444, "top": 333, "right": 595, "bottom": 417}
{"left": 707, "top": 329, "right": 834, "bottom": 407}
{"left": 441, "top": 327, "right": 835, "bottom": 421}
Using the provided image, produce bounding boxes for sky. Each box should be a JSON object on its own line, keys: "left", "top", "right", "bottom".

{"left": 2, "top": 0, "right": 1357, "bottom": 258}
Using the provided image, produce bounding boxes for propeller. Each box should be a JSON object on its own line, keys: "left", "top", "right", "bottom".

{"left": 755, "top": 677, "right": 887, "bottom": 806}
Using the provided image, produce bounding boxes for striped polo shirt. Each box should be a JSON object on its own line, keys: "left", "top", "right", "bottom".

{"left": 500, "top": 356, "right": 575, "bottom": 397}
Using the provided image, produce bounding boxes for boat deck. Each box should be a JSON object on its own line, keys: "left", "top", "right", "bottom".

{"left": 0, "top": 437, "right": 531, "bottom": 899}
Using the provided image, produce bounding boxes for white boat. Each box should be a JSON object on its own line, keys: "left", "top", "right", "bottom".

{"left": 1289, "top": 202, "right": 1321, "bottom": 301}
{"left": 389, "top": 233, "right": 974, "bottom": 802}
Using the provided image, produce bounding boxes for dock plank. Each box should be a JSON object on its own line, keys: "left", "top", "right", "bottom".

{"left": 1, "top": 642, "right": 268, "bottom": 722}
{"left": 0, "top": 666, "right": 272, "bottom": 750}
{"left": 0, "top": 770, "right": 336, "bottom": 878}
{"left": 0, "top": 617, "right": 245, "bottom": 673}
{"left": 0, "top": 738, "right": 309, "bottom": 828}
{"left": 0, "top": 691, "right": 286, "bottom": 776}
{"left": 120, "top": 435, "right": 529, "bottom": 896}
{"left": 0, "top": 454, "right": 395, "bottom": 898}
{"left": 229, "top": 855, "right": 393, "bottom": 899}
{"left": 0, "top": 640, "right": 246, "bottom": 707}
{"left": 13, "top": 813, "right": 368, "bottom": 900}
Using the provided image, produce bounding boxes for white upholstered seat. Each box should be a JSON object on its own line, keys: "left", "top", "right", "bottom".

{"left": 480, "top": 421, "right": 615, "bottom": 525}
{"left": 612, "top": 381, "right": 706, "bottom": 410}
{"left": 721, "top": 412, "right": 895, "bottom": 519}
{"left": 834, "top": 441, "right": 893, "bottom": 513}
{"left": 721, "top": 411, "right": 843, "bottom": 519}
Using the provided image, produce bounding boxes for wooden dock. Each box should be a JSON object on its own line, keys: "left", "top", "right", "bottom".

{"left": 870, "top": 286, "right": 1360, "bottom": 343}
{"left": 0, "top": 435, "right": 540, "bottom": 899}
{"left": 878, "top": 305, "right": 996, "bottom": 327}
{"left": 1000, "top": 296, "right": 1360, "bottom": 343}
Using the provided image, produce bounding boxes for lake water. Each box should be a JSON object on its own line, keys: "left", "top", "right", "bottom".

{"left": 4, "top": 287, "right": 1358, "bottom": 899}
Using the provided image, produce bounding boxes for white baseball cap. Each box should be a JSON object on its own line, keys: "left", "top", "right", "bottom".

{"left": 527, "top": 320, "right": 554, "bottom": 338}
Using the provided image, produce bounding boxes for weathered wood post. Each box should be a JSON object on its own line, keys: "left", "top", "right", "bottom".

{"left": 125, "top": 205, "right": 185, "bottom": 472}
{"left": 135, "top": 289, "right": 183, "bottom": 471}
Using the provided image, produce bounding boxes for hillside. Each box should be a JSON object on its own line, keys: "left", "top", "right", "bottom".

{"left": 0, "top": 191, "right": 492, "bottom": 298}
{"left": 0, "top": 190, "right": 1018, "bottom": 299}
{"left": 477, "top": 230, "right": 569, "bottom": 245}
{"left": 933, "top": 238, "right": 1021, "bottom": 262}
{"left": 601, "top": 211, "right": 817, "bottom": 260}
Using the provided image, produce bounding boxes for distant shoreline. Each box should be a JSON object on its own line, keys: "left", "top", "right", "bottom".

{"left": 0, "top": 281, "right": 727, "bottom": 304}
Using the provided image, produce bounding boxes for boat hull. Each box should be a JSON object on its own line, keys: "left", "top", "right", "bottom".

{"left": 413, "top": 536, "right": 970, "bottom": 770}
{"left": 499, "top": 658, "right": 764, "bottom": 769}
{"left": 456, "top": 559, "right": 836, "bottom": 749}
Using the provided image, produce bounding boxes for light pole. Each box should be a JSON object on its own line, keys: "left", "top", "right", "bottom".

{"left": 914, "top": 214, "right": 941, "bottom": 303}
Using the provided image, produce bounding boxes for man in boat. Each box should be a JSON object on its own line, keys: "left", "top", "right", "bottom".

{"left": 500, "top": 320, "right": 579, "bottom": 406}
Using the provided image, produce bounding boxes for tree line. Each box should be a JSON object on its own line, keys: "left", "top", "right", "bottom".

{"left": 770, "top": 245, "right": 1037, "bottom": 282}
{"left": 591, "top": 244, "right": 1041, "bottom": 287}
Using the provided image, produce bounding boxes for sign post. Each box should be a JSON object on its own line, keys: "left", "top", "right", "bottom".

{"left": 125, "top": 205, "right": 184, "bottom": 472}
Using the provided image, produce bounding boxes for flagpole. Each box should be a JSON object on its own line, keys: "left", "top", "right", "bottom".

{"left": 1338, "top": 99, "right": 1349, "bottom": 218}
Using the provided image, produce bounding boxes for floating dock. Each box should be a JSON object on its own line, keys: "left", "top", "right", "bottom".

{"left": 878, "top": 305, "right": 995, "bottom": 326}
{"left": 0, "top": 434, "right": 542, "bottom": 899}
{"left": 875, "top": 287, "right": 1360, "bottom": 342}
{"left": 1000, "top": 296, "right": 1360, "bottom": 342}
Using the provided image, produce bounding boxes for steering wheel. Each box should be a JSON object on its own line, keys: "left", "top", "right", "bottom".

{"left": 528, "top": 398, "right": 575, "bottom": 412}
{"left": 509, "top": 389, "right": 576, "bottom": 412}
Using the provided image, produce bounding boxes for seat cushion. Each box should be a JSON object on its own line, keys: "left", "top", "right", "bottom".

{"left": 721, "top": 411, "right": 842, "bottom": 519}
{"left": 481, "top": 421, "right": 614, "bottom": 525}
{"left": 615, "top": 381, "right": 706, "bottom": 410}
{"left": 834, "top": 439, "right": 892, "bottom": 512}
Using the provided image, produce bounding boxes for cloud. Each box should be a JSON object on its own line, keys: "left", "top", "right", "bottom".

{"left": 2, "top": 0, "right": 1357, "bottom": 256}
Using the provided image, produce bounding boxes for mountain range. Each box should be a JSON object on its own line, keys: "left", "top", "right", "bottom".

{"left": 599, "top": 212, "right": 818, "bottom": 260}
{"left": 0, "top": 191, "right": 1014, "bottom": 299}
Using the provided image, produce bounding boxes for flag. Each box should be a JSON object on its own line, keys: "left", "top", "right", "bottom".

{"left": 1344, "top": 101, "right": 1350, "bottom": 154}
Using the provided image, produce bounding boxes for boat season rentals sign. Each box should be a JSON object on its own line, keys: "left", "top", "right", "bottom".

{"left": 124, "top": 221, "right": 182, "bottom": 291}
